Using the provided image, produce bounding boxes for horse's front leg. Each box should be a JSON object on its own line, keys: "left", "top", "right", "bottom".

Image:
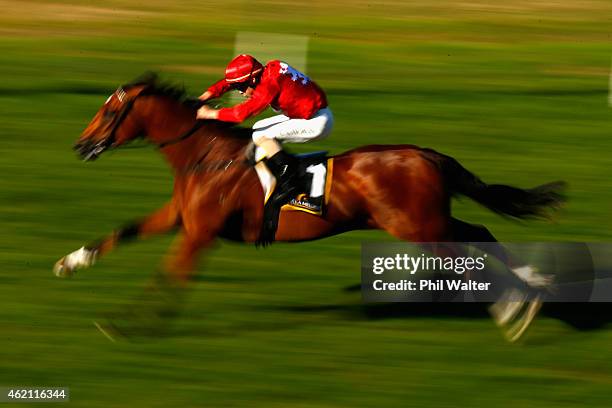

{"left": 93, "top": 231, "right": 216, "bottom": 341}
{"left": 94, "top": 205, "right": 227, "bottom": 340}
{"left": 127, "top": 200, "right": 231, "bottom": 320}
{"left": 53, "top": 201, "right": 180, "bottom": 277}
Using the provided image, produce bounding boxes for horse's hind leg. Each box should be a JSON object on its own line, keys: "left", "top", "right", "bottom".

{"left": 451, "top": 217, "right": 547, "bottom": 342}
{"left": 451, "top": 217, "right": 498, "bottom": 242}
{"left": 372, "top": 195, "right": 451, "bottom": 242}
{"left": 451, "top": 217, "right": 511, "bottom": 263}
{"left": 54, "top": 201, "right": 180, "bottom": 277}
{"left": 451, "top": 217, "right": 551, "bottom": 287}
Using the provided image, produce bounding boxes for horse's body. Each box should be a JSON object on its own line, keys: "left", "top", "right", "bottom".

{"left": 168, "top": 141, "right": 451, "bottom": 245}
{"left": 56, "top": 75, "right": 565, "bottom": 341}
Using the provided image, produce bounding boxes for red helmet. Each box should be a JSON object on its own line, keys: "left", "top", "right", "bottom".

{"left": 225, "top": 54, "right": 263, "bottom": 84}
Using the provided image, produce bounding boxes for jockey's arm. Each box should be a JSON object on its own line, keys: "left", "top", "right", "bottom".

{"left": 197, "top": 82, "right": 278, "bottom": 122}
{"left": 198, "top": 91, "right": 213, "bottom": 101}
{"left": 200, "top": 78, "right": 232, "bottom": 100}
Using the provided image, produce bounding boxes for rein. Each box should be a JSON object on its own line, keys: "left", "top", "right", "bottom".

{"left": 156, "top": 122, "right": 242, "bottom": 173}
{"left": 157, "top": 121, "right": 204, "bottom": 148}
{"left": 106, "top": 90, "right": 241, "bottom": 172}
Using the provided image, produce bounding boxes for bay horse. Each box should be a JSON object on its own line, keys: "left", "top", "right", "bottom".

{"left": 54, "top": 74, "right": 565, "bottom": 341}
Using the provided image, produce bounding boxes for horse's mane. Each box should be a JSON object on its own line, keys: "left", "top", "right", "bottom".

{"left": 123, "top": 72, "right": 253, "bottom": 141}
{"left": 124, "top": 71, "right": 188, "bottom": 102}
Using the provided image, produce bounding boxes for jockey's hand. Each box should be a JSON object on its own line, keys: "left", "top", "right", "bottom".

{"left": 198, "top": 91, "right": 212, "bottom": 101}
{"left": 196, "top": 105, "right": 219, "bottom": 120}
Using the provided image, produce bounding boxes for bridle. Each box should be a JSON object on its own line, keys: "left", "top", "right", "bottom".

{"left": 101, "top": 92, "right": 139, "bottom": 149}
{"left": 77, "top": 87, "right": 240, "bottom": 172}
{"left": 76, "top": 87, "right": 143, "bottom": 161}
{"left": 78, "top": 87, "right": 204, "bottom": 160}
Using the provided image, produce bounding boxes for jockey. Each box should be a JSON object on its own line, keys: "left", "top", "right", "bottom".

{"left": 197, "top": 54, "right": 333, "bottom": 204}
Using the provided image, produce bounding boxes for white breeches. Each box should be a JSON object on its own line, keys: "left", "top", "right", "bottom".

{"left": 252, "top": 107, "right": 334, "bottom": 144}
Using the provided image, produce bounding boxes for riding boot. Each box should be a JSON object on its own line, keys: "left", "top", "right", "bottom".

{"left": 265, "top": 150, "right": 299, "bottom": 205}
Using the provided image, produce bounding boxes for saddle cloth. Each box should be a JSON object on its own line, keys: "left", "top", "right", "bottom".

{"left": 254, "top": 151, "right": 333, "bottom": 216}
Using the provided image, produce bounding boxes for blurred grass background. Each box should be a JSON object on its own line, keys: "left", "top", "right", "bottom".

{"left": 1, "top": 1, "right": 612, "bottom": 406}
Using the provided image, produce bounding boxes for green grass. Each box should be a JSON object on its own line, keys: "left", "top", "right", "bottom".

{"left": 1, "top": 1, "right": 612, "bottom": 406}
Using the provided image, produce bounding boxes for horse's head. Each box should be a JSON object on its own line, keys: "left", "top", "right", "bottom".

{"left": 74, "top": 84, "right": 149, "bottom": 161}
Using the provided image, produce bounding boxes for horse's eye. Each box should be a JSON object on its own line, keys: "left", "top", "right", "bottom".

{"left": 103, "top": 110, "right": 116, "bottom": 120}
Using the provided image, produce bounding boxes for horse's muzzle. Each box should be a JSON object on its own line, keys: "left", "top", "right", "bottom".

{"left": 74, "top": 140, "right": 108, "bottom": 161}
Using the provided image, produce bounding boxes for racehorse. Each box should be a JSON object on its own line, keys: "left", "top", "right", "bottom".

{"left": 54, "top": 74, "right": 566, "bottom": 341}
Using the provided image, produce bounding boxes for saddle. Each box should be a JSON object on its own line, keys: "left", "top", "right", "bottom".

{"left": 249, "top": 147, "right": 333, "bottom": 246}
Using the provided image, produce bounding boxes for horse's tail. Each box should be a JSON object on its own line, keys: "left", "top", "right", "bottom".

{"left": 422, "top": 149, "right": 567, "bottom": 220}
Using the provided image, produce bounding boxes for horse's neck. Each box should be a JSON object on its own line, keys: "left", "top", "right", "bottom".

{"left": 142, "top": 97, "right": 248, "bottom": 170}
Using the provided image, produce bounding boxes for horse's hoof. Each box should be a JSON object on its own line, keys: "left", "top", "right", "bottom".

{"left": 511, "top": 265, "right": 554, "bottom": 289}
{"left": 489, "top": 288, "right": 542, "bottom": 343}
{"left": 53, "top": 258, "right": 74, "bottom": 278}
{"left": 52, "top": 247, "right": 97, "bottom": 278}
